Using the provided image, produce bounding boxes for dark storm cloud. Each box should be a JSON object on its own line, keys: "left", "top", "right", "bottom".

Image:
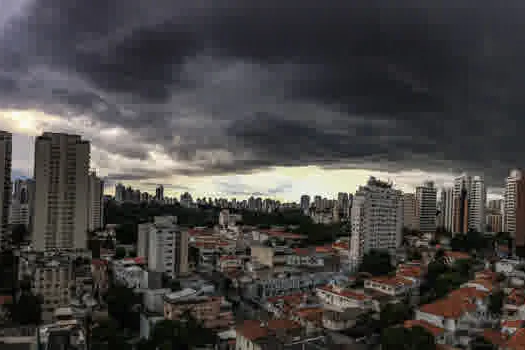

{"left": 1, "top": 0, "right": 525, "bottom": 185}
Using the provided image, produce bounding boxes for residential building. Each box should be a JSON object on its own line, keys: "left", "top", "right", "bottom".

{"left": 488, "top": 199, "right": 503, "bottom": 213}
{"left": 453, "top": 173, "right": 471, "bottom": 234}
{"left": 504, "top": 169, "right": 525, "bottom": 253}
{"left": 469, "top": 176, "right": 486, "bottom": 232}
{"left": 486, "top": 213, "right": 503, "bottom": 233}
{"left": 218, "top": 209, "right": 242, "bottom": 228}
{"left": 155, "top": 185, "right": 164, "bottom": 202}
{"left": 114, "top": 183, "right": 125, "bottom": 202}
{"left": 0, "top": 131, "right": 11, "bottom": 250}
{"left": 316, "top": 284, "right": 373, "bottom": 311}
{"left": 87, "top": 171, "right": 104, "bottom": 232}
{"left": 33, "top": 133, "right": 90, "bottom": 251}
{"left": 440, "top": 187, "right": 454, "bottom": 232}
{"left": 9, "top": 178, "right": 35, "bottom": 231}
{"left": 337, "top": 192, "right": 350, "bottom": 218}
{"left": 349, "top": 177, "right": 403, "bottom": 269}
{"left": 144, "top": 216, "right": 188, "bottom": 278}
{"left": 403, "top": 193, "right": 418, "bottom": 231}
{"left": 300, "top": 195, "right": 310, "bottom": 215}
{"left": 416, "top": 181, "right": 437, "bottom": 234}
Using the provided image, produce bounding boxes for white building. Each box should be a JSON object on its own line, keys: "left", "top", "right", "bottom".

{"left": 349, "top": 177, "right": 403, "bottom": 269}
{"left": 469, "top": 176, "right": 486, "bottom": 232}
{"left": 402, "top": 193, "right": 418, "bottom": 231}
{"left": 218, "top": 209, "right": 242, "bottom": 228}
{"left": 87, "top": 171, "right": 104, "bottom": 232}
{"left": 440, "top": 187, "right": 454, "bottom": 232}
{"left": 144, "top": 216, "right": 188, "bottom": 278}
{"left": 504, "top": 169, "right": 523, "bottom": 235}
{"left": 33, "top": 133, "right": 90, "bottom": 251}
{"left": 0, "top": 131, "right": 11, "bottom": 250}
{"left": 416, "top": 181, "right": 437, "bottom": 234}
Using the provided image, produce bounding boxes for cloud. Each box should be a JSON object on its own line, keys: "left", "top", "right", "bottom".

{"left": 0, "top": 0, "right": 523, "bottom": 188}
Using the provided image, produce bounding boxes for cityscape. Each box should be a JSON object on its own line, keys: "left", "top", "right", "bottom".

{"left": 0, "top": 131, "right": 523, "bottom": 350}
{"left": 2, "top": 2, "right": 525, "bottom": 350}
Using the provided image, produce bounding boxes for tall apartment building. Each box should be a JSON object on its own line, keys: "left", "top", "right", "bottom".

{"left": 488, "top": 199, "right": 503, "bottom": 213}
{"left": 503, "top": 169, "right": 525, "bottom": 252}
{"left": 440, "top": 188, "right": 454, "bottom": 232}
{"left": 9, "top": 178, "right": 35, "bottom": 230}
{"left": 33, "top": 133, "right": 90, "bottom": 251}
{"left": 0, "top": 131, "right": 11, "bottom": 250}
{"left": 469, "top": 176, "right": 486, "bottom": 232}
{"left": 337, "top": 192, "right": 350, "bottom": 218}
{"left": 402, "top": 193, "right": 418, "bottom": 231}
{"left": 115, "top": 183, "right": 125, "bottom": 202}
{"left": 155, "top": 185, "right": 164, "bottom": 202}
{"left": 349, "top": 177, "right": 403, "bottom": 270}
{"left": 141, "top": 216, "right": 189, "bottom": 278}
{"left": 87, "top": 171, "right": 104, "bottom": 232}
{"left": 415, "top": 181, "right": 437, "bottom": 234}
{"left": 486, "top": 213, "right": 502, "bottom": 233}
{"left": 300, "top": 195, "right": 310, "bottom": 215}
{"left": 453, "top": 174, "right": 472, "bottom": 234}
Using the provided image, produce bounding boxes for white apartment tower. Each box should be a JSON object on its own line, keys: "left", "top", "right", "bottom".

{"left": 349, "top": 177, "right": 403, "bottom": 269}
{"left": 142, "top": 216, "right": 189, "bottom": 278}
{"left": 33, "top": 133, "right": 90, "bottom": 251}
{"left": 402, "top": 193, "right": 418, "bottom": 231}
{"left": 503, "top": 169, "right": 523, "bottom": 235}
{"left": 469, "top": 176, "right": 486, "bottom": 232}
{"left": 416, "top": 181, "right": 437, "bottom": 234}
{"left": 440, "top": 187, "right": 454, "bottom": 232}
{"left": 0, "top": 131, "right": 11, "bottom": 250}
{"left": 88, "top": 171, "right": 104, "bottom": 232}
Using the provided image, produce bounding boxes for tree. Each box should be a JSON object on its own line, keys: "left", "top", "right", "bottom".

{"left": 10, "top": 224, "right": 27, "bottom": 247}
{"left": 106, "top": 283, "right": 140, "bottom": 330}
{"left": 380, "top": 303, "right": 413, "bottom": 328}
{"left": 470, "top": 336, "right": 497, "bottom": 350}
{"left": 488, "top": 291, "right": 504, "bottom": 316}
{"left": 91, "top": 319, "right": 129, "bottom": 350}
{"left": 359, "top": 250, "right": 394, "bottom": 276}
{"left": 408, "top": 326, "right": 436, "bottom": 350}
{"left": 128, "top": 250, "right": 137, "bottom": 258}
{"left": 6, "top": 292, "right": 43, "bottom": 325}
{"left": 381, "top": 326, "right": 436, "bottom": 350}
{"left": 169, "top": 279, "right": 182, "bottom": 292}
{"left": 114, "top": 247, "right": 126, "bottom": 259}
{"left": 148, "top": 314, "right": 215, "bottom": 350}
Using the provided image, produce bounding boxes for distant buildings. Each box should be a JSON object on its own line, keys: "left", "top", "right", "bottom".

{"left": 439, "top": 188, "right": 454, "bottom": 232}
{"left": 300, "top": 195, "right": 310, "bottom": 215}
{"left": 155, "top": 185, "right": 164, "bottom": 202}
{"left": 33, "top": 133, "right": 90, "bottom": 251}
{"left": 87, "top": 171, "right": 104, "bottom": 232}
{"left": 349, "top": 177, "right": 403, "bottom": 269}
{"left": 0, "top": 131, "right": 11, "bottom": 250}
{"left": 503, "top": 169, "right": 525, "bottom": 252}
{"left": 470, "top": 176, "right": 486, "bottom": 233}
{"left": 9, "top": 178, "right": 34, "bottom": 231}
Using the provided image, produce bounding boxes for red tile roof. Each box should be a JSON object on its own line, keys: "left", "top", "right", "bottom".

{"left": 444, "top": 251, "right": 471, "bottom": 260}
{"left": 507, "top": 328, "right": 525, "bottom": 350}
{"left": 0, "top": 295, "right": 12, "bottom": 305}
{"left": 419, "top": 296, "right": 477, "bottom": 319}
{"left": 236, "top": 319, "right": 301, "bottom": 341}
{"left": 482, "top": 329, "right": 508, "bottom": 348}
{"left": 368, "top": 275, "right": 415, "bottom": 287}
{"left": 318, "top": 285, "right": 371, "bottom": 301}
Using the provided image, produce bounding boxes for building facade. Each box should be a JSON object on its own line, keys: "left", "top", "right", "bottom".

{"left": 503, "top": 170, "right": 525, "bottom": 251}
{"left": 10, "top": 178, "right": 35, "bottom": 231}
{"left": 349, "top": 177, "right": 403, "bottom": 269}
{"left": 416, "top": 181, "right": 437, "bottom": 234}
{"left": 453, "top": 174, "right": 471, "bottom": 234}
{"left": 402, "top": 193, "right": 418, "bottom": 231}
{"left": 0, "top": 131, "right": 11, "bottom": 250}
{"left": 440, "top": 188, "right": 454, "bottom": 232}
{"left": 33, "top": 133, "right": 90, "bottom": 251}
{"left": 87, "top": 171, "right": 104, "bottom": 232}
{"left": 469, "top": 176, "right": 486, "bottom": 232}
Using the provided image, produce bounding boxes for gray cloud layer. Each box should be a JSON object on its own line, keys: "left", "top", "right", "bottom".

{"left": 1, "top": 0, "right": 524, "bottom": 186}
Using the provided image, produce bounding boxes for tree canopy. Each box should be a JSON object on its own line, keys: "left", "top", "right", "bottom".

{"left": 359, "top": 250, "right": 394, "bottom": 276}
{"left": 381, "top": 326, "right": 436, "bottom": 350}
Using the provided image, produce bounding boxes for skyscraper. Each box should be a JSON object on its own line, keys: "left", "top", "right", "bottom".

{"left": 469, "top": 176, "right": 486, "bottom": 232}
{"left": 349, "top": 177, "right": 403, "bottom": 270}
{"left": 337, "top": 192, "right": 350, "bottom": 218}
{"left": 300, "top": 195, "right": 310, "bottom": 214}
{"left": 440, "top": 187, "right": 454, "bottom": 232}
{"left": 402, "top": 193, "right": 418, "bottom": 231}
{"left": 0, "top": 131, "right": 11, "bottom": 250}
{"left": 155, "top": 185, "right": 164, "bottom": 202}
{"left": 33, "top": 133, "right": 90, "bottom": 251}
{"left": 503, "top": 169, "right": 525, "bottom": 253}
{"left": 453, "top": 173, "right": 472, "bottom": 234}
{"left": 416, "top": 181, "right": 437, "bottom": 234}
{"left": 115, "top": 183, "right": 125, "bottom": 202}
{"left": 88, "top": 171, "right": 104, "bottom": 232}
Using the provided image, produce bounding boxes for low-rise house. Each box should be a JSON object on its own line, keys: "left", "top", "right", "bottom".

{"left": 442, "top": 251, "right": 471, "bottom": 266}
{"left": 316, "top": 285, "right": 372, "bottom": 311}
{"left": 404, "top": 319, "right": 447, "bottom": 344}
{"left": 364, "top": 275, "right": 418, "bottom": 298}
{"left": 322, "top": 308, "right": 362, "bottom": 331}
{"left": 217, "top": 255, "right": 242, "bottom": 272}
{"left": 286, "top": 248, "right": 325, "bottom": 268}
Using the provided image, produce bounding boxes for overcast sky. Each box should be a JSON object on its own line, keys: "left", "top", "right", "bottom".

{"left": 0, "top": 1, "right": 521, "bottom": 200}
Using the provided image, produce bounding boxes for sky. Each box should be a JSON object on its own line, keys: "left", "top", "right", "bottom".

{"left": 0, "top": 1, "right": 521, "bottom": 201}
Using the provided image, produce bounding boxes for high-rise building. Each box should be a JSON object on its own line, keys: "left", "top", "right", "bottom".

{"left": 88, "top": 171, "right": 104, "bottom": 232}
{"left": 349, "top": 177, "right": 403, "bottom": 269}
{"left": 155, "top": 185, "right": 164, "bottom": 202}
{"left": 337, "top": 192, "right": 350, "bottom": 218}
{"left": 503, "top": 169, "right": 525, "bottom": 252}
{"left": 402, "top": 193, "right": 418, "bottom": 231}
{"left": 9, "top": 178, "right": 35, "bottom": 230}
{"left": 33, "top": 133, "right": 90, "bottom": 251}
{"left": 469, "top": 176, "right": 486, "bottom": 232}
{"left": 300, "top": 195, "right": 310, "bottom": 214}
{"left": 115, "top": 183, "right": 125, "bottom": 202}
{"left": 439, "top": 188, "right": 454, "bottom": 232}
{"left": 486, "top": 213, "right": 502, "bottom": 233}
{"left": 0, "top": 131, "right": 11, "bottom": 250}
{"left": 143, "top": 216, "right": 189, "bottom": 278}
{"left": 416, "top": 181, "right": 437, "bottom": 234}
{"left": 488, "top": 199, "right": 503, "bottom": 213}
{"left": 453, "top": 173, "right": 473, "bottom": 234}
